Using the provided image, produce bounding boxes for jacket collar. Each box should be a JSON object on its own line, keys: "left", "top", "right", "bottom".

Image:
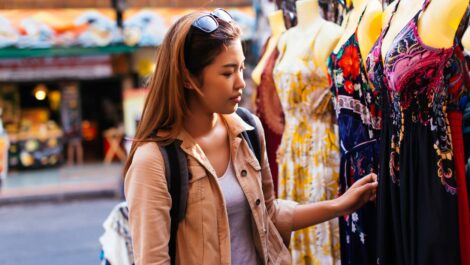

{"left": 160, "top": 112, "right": 254, "bottom": 177}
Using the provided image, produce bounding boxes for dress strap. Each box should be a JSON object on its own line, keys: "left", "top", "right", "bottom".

{"left": 414, "top": 0, "right": 431, "bottom": 24}
{"left": 354, "top": 3, "right": 370, "bottom": 32}
{"left": 422, "top": 0, "right": 431, "bottom": 11}
{"left": 381, "top": 0, "right": 401, "bottom": 40}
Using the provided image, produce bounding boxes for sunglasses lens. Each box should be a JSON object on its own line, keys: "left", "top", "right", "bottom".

{"left": 212, "top": 9, "right": 232, "bottom": 22}
{"left": 193, "top": 15, "right": 218, "bottom": 33}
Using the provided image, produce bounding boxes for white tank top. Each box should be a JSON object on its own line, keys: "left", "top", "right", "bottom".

{"left": 218, "top": 159, "right": 260, "bottom": 265}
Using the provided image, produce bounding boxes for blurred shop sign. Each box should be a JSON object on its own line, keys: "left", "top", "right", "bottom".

{"left": 0, "top": 55, "right": 113, "bottom": 81}
{"left": 122, "top": 7, "right": 255, "bottom": 46}
{"left": 0, "top": 7, "right": 255, "bottom": 50}
{"left": 0, "top": 9, "right": 119, "bottom": 49}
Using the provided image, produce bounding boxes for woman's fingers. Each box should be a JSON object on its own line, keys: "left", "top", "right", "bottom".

{"left": 357, "top": 181, "right": 378, "bottom": 194}
{"left": 353, "top": 173, "right": 378, "bottom": 187}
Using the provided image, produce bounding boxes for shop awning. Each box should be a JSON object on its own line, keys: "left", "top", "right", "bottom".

{"left": 122, "top": 7, "right": 255, "bottom": 47}
{"left": 0, "top": 7, "right": 255, "bottom": 58}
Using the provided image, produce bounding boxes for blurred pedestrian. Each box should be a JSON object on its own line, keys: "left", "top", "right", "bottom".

{"left": 123, "top": 9, "right": 378, "bottom": 265}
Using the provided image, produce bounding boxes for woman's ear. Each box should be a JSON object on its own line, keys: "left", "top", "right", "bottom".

{"left": 183, "top": 80, "right": 192, "bottom": 89}
{"left": 184, "top": 74, "right": 201, "bottom": 92}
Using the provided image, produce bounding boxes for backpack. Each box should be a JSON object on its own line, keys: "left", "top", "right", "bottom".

{"left": 158, "top": 107, "right": 261, "bottom": 265}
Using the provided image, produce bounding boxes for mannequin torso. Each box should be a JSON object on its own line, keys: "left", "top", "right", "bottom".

{"left": 251, "top": 10, "right": 286, "bottom": 86}
{"left": 276, "top": 0, "right": 342, "bottom": 73}
{"left": 381, "top": 0, "right": 468, "bottom": 60}
{"left": 333, "top": 0, "right": 382, "bottom": 63}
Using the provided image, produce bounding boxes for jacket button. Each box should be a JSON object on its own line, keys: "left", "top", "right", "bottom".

{"left": 241, "top": 169, "right": 247, "bottom": 177}
{"left": 255, "top": 198, "right": 261, "bottom": 206}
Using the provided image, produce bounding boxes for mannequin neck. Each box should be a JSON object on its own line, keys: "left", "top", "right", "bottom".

{"left": 296, "top": 0, "right": 321, "bottom": 29}
{"left": 352, "top": 0, "right": 367, "bottom": 9}
{"left": 268, "top": 10, "right": 286, "bottom": 37}
{"left": 400, "top": 0, "right": 424, "bottom": 7}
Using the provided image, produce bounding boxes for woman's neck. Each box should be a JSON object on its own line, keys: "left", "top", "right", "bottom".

{"left": 184, "top": 101, "right": 219, "bottom": 138}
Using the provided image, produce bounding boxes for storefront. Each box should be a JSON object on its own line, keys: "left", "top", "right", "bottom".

{"left": 0, "top": 6, "right": 256, "bottom": 172}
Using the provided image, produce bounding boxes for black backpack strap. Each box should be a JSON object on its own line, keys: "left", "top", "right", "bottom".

{"left": 158, "top": 140, "right": 189, "bottom": 265}
{"left": 236, "top": 107, "right": 261, "bottom": 164}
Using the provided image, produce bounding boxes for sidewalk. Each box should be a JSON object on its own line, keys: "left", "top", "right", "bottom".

{"left": 0, "top": 162, "right": 123, "bottom": 205}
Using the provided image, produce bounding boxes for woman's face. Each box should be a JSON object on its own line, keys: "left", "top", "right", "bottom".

{"left": 189, "top": 39, "right": 246, "bottom": 114}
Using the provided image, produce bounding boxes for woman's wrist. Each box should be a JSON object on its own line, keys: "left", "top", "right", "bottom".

{"left": 330, "top": 196, "right": 347, "bottom": 217}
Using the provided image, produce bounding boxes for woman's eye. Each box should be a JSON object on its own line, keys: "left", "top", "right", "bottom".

{"left": 223, "top": 73, "right": 233, "bottom": 77}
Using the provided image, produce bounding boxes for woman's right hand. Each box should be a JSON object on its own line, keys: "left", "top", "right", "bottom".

{"left": 335, "top": 173, "right": 378, "bottom": 216}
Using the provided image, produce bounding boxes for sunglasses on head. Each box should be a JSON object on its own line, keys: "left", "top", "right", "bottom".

{"left": 191, "top": 8, "right": 233, "bottom": 33}
{"left": 184, "top": 9, "right": 233, "bottom": 72}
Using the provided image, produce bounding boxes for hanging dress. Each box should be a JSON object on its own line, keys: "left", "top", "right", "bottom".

{"left": 445, "top": 31, "right": 470, "bottom": 265}
{"left": 327, "top": 5, "right": 380, "bottom": 265}
{"left": 273, "top": 22, "right": 340, "bottom": 265}
{"left": 256, "top": 37, "right": 285, "bottom": 195}
{"left": 365, "top": 0, "right": 462, "bottom": 264}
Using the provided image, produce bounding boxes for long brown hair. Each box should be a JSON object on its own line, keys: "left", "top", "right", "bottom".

{"left": 123, "top": 11, "right": 241, "bottom": 176}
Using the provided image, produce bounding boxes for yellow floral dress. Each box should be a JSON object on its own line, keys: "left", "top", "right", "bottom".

{"left": 273, "top": 34, "right": 341, "bottom": 265}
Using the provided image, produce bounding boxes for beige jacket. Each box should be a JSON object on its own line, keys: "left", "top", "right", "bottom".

{"left": 125, "top": 113, "right": 297, "bottom": 265}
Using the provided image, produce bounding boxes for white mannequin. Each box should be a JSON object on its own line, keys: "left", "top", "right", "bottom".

{"left": 251, "top": 10, "right": 286, "bottom": 86}
{"left": 332, "top": 0, "right": 382, "bottom": 63}
{"left": 276, "top": 0, "right": 343, "bottom": 73}
{"left": 381, "top": 0, "right": 468, "bottom": 60}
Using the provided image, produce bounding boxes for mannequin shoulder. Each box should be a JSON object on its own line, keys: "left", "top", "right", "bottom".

{"left": 425, "top": 0, "right": 467, "bottom": 24}
{"left": 358, "top": 0, "right": 383, "bottom": 32}
{"left": 318, "top": 21, "right": 343, "bottom": 44}
{"left": 314, "top": 22, "right": 343, "bottom": 70}
{"left": 420, "top": 0, "right": 467, "bottom": 47}
{"left": 381, "top": 1, "right": 398, "bottom": 25}
{"left": 362, "top": 0, "right": 383, "bottom": 24}
{"left": 277, "top": 30, "right": 290, "bottom": 51}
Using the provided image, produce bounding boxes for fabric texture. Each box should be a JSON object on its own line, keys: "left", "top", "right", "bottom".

{"left": 365, "top": 0, "right": 463, "bottom": 264}
{"left": 273, "top": 24, "right": 341, "bottom": 265}
{"left": 327, "top": 5, "right": 380, "bottom": 265}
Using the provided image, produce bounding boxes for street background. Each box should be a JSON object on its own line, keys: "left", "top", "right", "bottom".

{"left": 0, "top": 198, "right": 119, "bottom": 265}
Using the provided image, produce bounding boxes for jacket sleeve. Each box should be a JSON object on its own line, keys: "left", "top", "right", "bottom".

{"left": 253, "top": 115, "right": 298, "bottom": 245}
{"left": 124, "top": 142, "right": 171, "bottom": 265}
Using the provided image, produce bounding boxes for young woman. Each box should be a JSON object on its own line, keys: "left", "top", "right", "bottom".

{"left": 124, "top": 9, "right": 378, "bottom": 265}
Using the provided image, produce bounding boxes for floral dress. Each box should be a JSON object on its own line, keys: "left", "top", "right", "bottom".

{"left": 273, "top": 25, "right": 341, "bottom": 265}
{"left": 365, "top": 0, "right": 464, "bottom": 264}
{"left": 327, "top": 6, "right": 380, "bottom": 265}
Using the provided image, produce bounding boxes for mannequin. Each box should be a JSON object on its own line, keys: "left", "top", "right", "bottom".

{"left": 364, "top": 0, "right": 469, "bottom": 264}
{"left": 253, "top": 10, "right": 287, "bottom": 197}
{"left": 273, "top": 1, "right": 342, "bottom": 264}
{"left": 251, "top": 10, "right": 286, "bottom": 86}
{"left": 381, "top": 0, "right": 468, "bottom": 60}
{"left": 328, "top": 1, "right": 382, "bottom": 265}
{"left": 463, "top": 27, "right": 470, "bottom": 51}
{"left": 332, "top": 0, "right": 382, "bottom": 63}
{"left": 276, "top": 0, "right": 342, "bottom": 73}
